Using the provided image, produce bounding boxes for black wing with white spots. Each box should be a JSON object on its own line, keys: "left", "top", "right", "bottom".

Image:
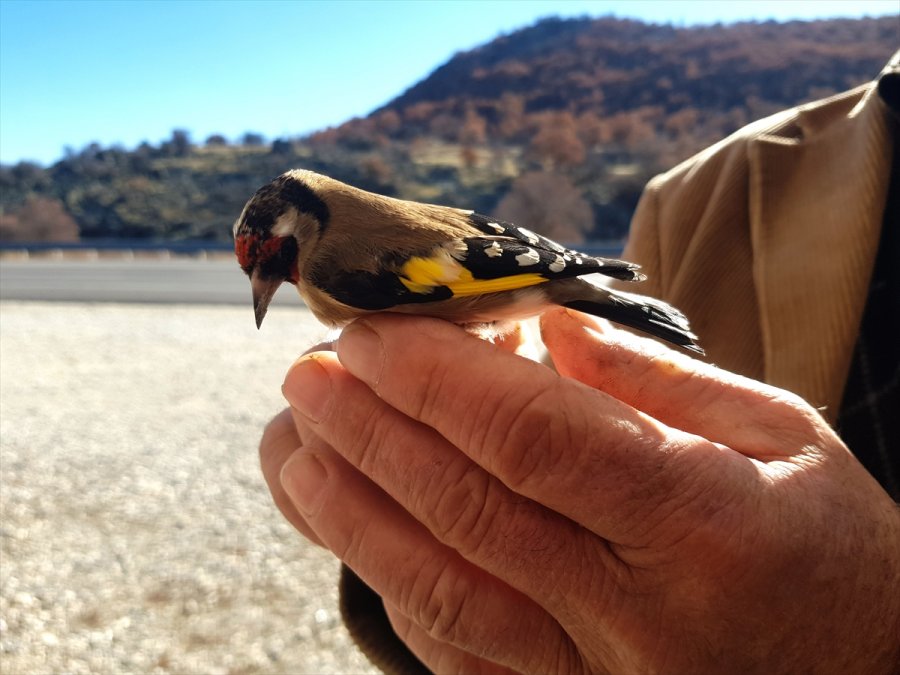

{"left": 465, "top": 213, "right": 644, "bottom": 282}
{"left": 306, "top": 213, "right": 647, "bottom": 313}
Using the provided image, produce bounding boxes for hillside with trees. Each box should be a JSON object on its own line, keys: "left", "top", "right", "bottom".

{"left": 1, "top": 15, "right": 896, "bottom": 244}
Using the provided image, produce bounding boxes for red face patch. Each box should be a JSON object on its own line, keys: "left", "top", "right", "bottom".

{"left": 235, "top": 234, "right": 257, "bottom": 271}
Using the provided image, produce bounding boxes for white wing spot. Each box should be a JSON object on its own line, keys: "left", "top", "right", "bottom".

{"left": 486, "top": 221, "right": 505, "bottom": 234}
{"left": 548, "top": 254, "right": 566, "bottom": 273}
{"left": 484, "top": 241, "right": 503, "bottom": 258}
{"left": 574, "top": 256, "right": 583, "bottom": 265}
{"left": 516, "top": 227, "right": 540, "bottom": 245}
{"left": 515, "top": 248, "right": 540, "bottom": 267}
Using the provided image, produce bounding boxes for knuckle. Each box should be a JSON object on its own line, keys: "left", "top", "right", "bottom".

{"left": 343, "top": 401, "right": 393, "bottom": 472}
{"left": 772, "top": 390, "right": 820, "bottom": 426}
{"left": 759, "top": 390, "right": 829, "bottom": 448}
{"left": 415, "top": 457, "right": 581, "bottom": 577}
{"left": 326, "top": 378, "right": 405, "bottom": 472}
{"left": 425, "top": 463, "right": 502, "bottom": 555}
{"left": 331, "top": 512, "right": 370, "bottom": 566}
{"left": 402, "top": 353, "right": 456, "bottom": 423}
{"left": 400, "top": 559, "right": 473, "bottom": 645}
{"left": 639, "top": 438, "right": 755, "bottom": 550}
{"left": 482, "top": 385, "right": 574, "bottom": 493}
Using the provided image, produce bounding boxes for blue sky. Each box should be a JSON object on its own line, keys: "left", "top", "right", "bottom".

{"left": 1, "top": 0, "right": 896, "bottom": 166}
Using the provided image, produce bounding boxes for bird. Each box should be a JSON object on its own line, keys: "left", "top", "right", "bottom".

{"left": 233, "top": 169, "right": 703, "bottom": 354}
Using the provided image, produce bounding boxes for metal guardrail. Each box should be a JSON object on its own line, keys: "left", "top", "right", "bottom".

{"left": 0, "top": 240, "right": 234, "bottom": 255}
{"left": 0, "top": 240, "right": 628, "bottom": 304}
{"left": 0, "top": 239, "right": 625, "bottom": 257}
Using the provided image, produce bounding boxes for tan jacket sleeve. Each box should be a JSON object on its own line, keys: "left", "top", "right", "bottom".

{"left": 616, "top": 82, "right": 891, "bottom": 416}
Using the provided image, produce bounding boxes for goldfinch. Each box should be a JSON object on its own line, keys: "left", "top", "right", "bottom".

{"left": 233, "top": 170, "right": 702, "bottom": 353}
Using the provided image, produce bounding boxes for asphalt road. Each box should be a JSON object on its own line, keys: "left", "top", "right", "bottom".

{"left": 0, "top": 259, "right": 377, "bottom": 673}
{"left": 0, "top": 301, "right": 374, "bottom": 674}
{"left": 0, "top": 257, "right": 304, "bottom": 306}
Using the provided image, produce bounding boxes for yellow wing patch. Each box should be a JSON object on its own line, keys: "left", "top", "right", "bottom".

{"left": 399, "top": 252, "right": 548, "bottom": 297}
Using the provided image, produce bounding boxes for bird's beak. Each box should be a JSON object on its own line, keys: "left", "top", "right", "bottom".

{"left": 251, "top": 270, "right": 282, "bottom": 329}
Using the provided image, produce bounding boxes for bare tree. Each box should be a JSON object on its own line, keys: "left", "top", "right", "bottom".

{"left": 0, "top": 196, "right": 79, "bottom": 242}
{"left": 529, "top": 112, "right": 586, "bottom": 168}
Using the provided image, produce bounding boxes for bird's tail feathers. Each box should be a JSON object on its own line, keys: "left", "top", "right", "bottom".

{"left": 562, "top": 285, "right": 704, "bottom": 355}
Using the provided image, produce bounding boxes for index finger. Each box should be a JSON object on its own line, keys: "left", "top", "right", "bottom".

{"left": 335, "top": 315, "right": 751, "bottom": 545}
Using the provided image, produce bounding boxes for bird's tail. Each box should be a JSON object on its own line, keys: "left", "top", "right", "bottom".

{"left": 557, "top": 281, "right": 704, "bottom": 354}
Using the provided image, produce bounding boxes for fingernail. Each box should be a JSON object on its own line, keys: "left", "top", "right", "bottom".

{"left": 337, "top": 320, "right": 383, "bottom": 387}
{"left": 281, "top": 449, "right": 327, "bottom": 516}
{"left": 302, "top": 340, "right": 336, "bottom": 356}
{"left": 282, "top": 356, "right": 332, "bottom": 422}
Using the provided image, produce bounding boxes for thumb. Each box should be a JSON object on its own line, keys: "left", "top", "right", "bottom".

{"left": 540, "top": 308, "right": 824, "bottom": 458}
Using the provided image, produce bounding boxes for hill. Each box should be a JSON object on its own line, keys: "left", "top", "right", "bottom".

{"left": 383, "top": 16, "right": 893, "bottom": 118}
{"left": 1, "top": 15, "right": 896, "bottom": 244}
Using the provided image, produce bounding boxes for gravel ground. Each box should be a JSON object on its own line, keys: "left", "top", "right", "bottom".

{"left": 0, "top": 301, "right": 378, "bottom": 675}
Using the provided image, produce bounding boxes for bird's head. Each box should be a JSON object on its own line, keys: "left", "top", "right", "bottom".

{"left": 233, "top": 171, "right": 330, "bottom": 328}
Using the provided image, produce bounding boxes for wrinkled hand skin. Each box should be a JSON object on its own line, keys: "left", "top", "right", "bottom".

{"left": 259, "top": 309, "right": 900, "bottom": 674}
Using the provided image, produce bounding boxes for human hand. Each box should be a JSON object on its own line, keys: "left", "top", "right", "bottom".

{"left": 259, "top": 322, "right": 537, "bottom": 550}
{"left": 263, "top": 310, "right": 900, "bottom": 673}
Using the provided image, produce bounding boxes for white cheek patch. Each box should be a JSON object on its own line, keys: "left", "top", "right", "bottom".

{"left": 271, "top": 212, "right": 295, "bottom": 237}
{"left": 515, "top": 248, "right": 540, "bottom": 267}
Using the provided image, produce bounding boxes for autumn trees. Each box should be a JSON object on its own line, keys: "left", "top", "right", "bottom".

{"left": 1, "top": 16, "right": 892, "bottom": 243}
